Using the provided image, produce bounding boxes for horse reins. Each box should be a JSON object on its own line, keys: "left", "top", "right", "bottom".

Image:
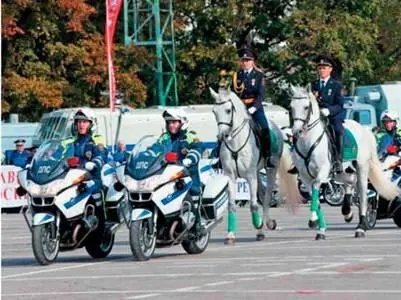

{"left": 292, "top": 98, "right": 326, "bottom": 178}
{"left": 215, "top": 99, "right": 253, "bottom": 177}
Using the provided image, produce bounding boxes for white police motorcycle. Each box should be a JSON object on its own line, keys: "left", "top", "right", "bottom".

{"left": 114, "top": 135, "right": 229, "bottom": 261}
{"left": 17, "top": 140, "right": 118, "bottom": 265}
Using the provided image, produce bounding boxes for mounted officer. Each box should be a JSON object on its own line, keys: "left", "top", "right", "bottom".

{"left": 212, "top": 46, "right": 274, "bottom": 167}
{"left": 289, "top": 55, "right": 345, "bottom": 174}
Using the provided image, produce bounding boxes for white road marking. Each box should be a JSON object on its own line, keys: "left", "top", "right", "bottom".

{"left": 267, "top": 262, "right": 348, "bottom": 278}
{"left": 125, "top": 293, "right": 161, "bottom": 299}
{"left": 204, "top": 280, "right": 234, "bottom": 286}
{"left": 173, "top": 286, "right": 200, "bottom": 292}
{"left": 4, "top": 289, "right": 401, "bottom": 297}
{"left": 2, "top": 257, "right": 127, "bottom": 279}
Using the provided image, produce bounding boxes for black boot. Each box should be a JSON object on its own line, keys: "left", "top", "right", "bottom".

{"left": 334, "top": 133, "right": 343, "bottom": 173}
{"left": 261, "top": 128, "right": 274, "bottom": 168}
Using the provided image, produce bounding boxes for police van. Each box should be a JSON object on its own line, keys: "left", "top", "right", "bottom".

{"left": 345, "top": 82, "right": 401, "bottom": 130}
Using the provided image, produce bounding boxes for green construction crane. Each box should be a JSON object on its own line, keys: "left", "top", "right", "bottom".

{"left": 124, "top": 0, "right": 178, "bottom": 106}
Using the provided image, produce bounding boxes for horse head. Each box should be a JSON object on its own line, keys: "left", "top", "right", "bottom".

{"left": 290, "top": 84, "right": 319, "bottom": 137}
{"left": 210, "top": 87, "right": 248, "bottom": 141}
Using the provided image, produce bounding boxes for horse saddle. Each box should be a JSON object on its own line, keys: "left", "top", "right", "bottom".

{"left": 325, "top": 123, "right": 358, "bottom": 162}
{"left": 249, "top": 119, "right": 278, "bottom": 158}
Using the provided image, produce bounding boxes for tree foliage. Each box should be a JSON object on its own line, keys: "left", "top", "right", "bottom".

{"left": 2, "top": 0, "right": 401, "bottom": 120}
{"left": 2, "top": 0, "right": 151, "bottom": 121}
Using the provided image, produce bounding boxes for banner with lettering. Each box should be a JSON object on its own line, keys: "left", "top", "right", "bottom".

{"left": 1, "top": 166, "right": 28, "bottom": 208}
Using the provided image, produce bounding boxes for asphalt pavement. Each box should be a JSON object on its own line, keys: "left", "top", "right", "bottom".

{"left": 2, "top": 205, "right": 401, "bottom": 300}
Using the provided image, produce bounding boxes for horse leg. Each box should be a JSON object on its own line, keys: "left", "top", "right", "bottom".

{"left": 248, "top": 175, "right": 264, "bottom": 241}
{"left": 308, "top": 184, "right": 320, "bottom": 229}
{"left": 262, "top": 169, "right": 277, "bottom": 231}
{"left": 225, "top": 175, "right": 238, "bottom": 245}
{"left": 342, "top": 185, "right": 354, "bottom": 223}
{"left": 355, "top": 166, "right": 368, "bottom": 238}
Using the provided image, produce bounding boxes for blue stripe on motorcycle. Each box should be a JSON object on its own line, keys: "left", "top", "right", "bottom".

{"left": 139, "top": 210, "right": 151, "bottom": 218}
{"left": 200, "top": 165, "right": 212, "bottom": 173}
{"left": 40, "top": 214, "right": 53, "bottom": 223}
{"left": 64, "top": 192, "right": 91, "bottom": 209}
{"left": 161, "top": 183, "right": 192, "bottom": 205}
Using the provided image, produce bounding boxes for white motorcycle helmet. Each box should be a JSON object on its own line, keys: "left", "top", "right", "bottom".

{"left": 73, "top": 107, "right": 97, "bottom": 134}
{"left": 162, "top": 108, "right": 189, "bottom": 131}
{"left": 380, "top": 110, "right": 399, "bottom": 124}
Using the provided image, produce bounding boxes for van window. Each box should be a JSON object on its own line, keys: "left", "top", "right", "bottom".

{"left": 352, "top": 110, "right": 371, "bottom": 125}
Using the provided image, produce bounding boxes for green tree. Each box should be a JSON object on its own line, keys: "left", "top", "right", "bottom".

{"left": 2, "top": 0, "right": 150, "bottom": 121}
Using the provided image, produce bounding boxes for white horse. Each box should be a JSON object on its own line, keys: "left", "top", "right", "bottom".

{"left": 210, "top": 86, "right": 300, "bottom": 244}
{"left": 290, "top": 85, "right": 400, "bottom": 239}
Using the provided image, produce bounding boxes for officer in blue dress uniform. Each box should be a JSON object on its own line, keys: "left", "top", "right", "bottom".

{"left": 7, "top": 139, "right": 32, "bottom": 168}
{"left": 234, "top": 47, "right": 273, "bottom": 167}
{"left": 212, "top": 47, "right": 273, "bottom": 167}
{"left": 289, "top": 55, "right": 345, "bottom": 174}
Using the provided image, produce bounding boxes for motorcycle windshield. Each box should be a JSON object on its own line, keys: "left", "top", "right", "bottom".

{"left": 126, "top": 135, "right": 173, "bottom": 180}
{"left": 29, "top": 140, "right": 74, "bottom": 184}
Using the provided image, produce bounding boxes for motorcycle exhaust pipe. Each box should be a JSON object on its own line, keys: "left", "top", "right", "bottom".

{"left": 204, "top": 217, "right": 223, "bottom": 233}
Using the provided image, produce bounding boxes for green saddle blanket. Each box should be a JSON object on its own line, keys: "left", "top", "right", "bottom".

{"left": 342, "top": 128, "right": 358, "bottom": 161}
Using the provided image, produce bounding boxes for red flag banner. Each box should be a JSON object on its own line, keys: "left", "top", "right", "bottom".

{"left": 105, "top": 0, "right": 123, "bottom": 112}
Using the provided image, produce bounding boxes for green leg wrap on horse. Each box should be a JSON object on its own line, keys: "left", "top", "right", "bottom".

{"left": 310, "top": 187, "right": 319, "bottom": 212}
{"left": 251, "top": 211, "right": 262, "bottom": 229}
{"left": 317, "top": 208, "right": 327, "bottom": 230}
{"left": 228, "top": 211, "right": 238, "bottom": 233}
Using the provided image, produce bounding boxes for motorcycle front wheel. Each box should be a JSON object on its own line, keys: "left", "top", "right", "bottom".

{"left": 32, "top": 223, "right": 60, "bottom": 265}
{"left": 129, "top": 219, "right": 156, "bottom": 261}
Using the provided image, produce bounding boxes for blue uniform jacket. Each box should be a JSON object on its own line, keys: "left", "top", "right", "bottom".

{"left": 312, "top": 78, "right": 345, "bottom": 118}
{"left": 113, "top": 151, "right": 130, "bottom": 164}
{"left": 233, "top": 69, "right": 266, "bottom": 110}
{"left": 6, "top": 150, "right": 32, "bottom": 168}
{"left": 157, "top": 130, "right": 204, "bottom": 165}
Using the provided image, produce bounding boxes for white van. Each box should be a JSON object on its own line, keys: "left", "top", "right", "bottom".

{"left": 32, "top": 103, "right": 290, "bottom": 150}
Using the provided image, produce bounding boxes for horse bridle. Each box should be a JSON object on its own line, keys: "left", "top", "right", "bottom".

{"left": 214, "top": 99, "right": 252, "bottom": 177}
{"left": 292, "top": 97, "right": 320, "bottom": 131}
{"left": 292, "top": 96, "right": 326, "bottom": 178}
{"left": 214, "top": 99, "right": 249, "bottom": 141}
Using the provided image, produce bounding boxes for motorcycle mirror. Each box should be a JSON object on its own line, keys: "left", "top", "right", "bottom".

{"left": 16, "top": 186, "right": 27, "bottom": 197}
{"left": 67, "top": 157, "right": 80, "bottom": 168}
{"left": 387, "top": 145, "right": 398, "bottom": 154}
{"left": 165, "top": 152, "right": 178, "bottom": 163}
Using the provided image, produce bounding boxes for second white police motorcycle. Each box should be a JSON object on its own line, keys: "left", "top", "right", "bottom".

{"left": 114, "top": 136, "right": 229, "bottom": 261}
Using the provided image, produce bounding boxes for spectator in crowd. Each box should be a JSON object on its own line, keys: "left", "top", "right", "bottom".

{"left": 113, "top": 140, "right": 130, "bottom": 163}
{"left": 6, "top": 139, "right": 32, "bottom": 168}
{"left": 97, "top": 143, "right": 112, "bottom": 163}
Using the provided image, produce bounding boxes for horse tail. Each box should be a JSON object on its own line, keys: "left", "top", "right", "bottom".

{"left": 278, "top": 145, "right": 302, "bottom": 212}
{"left": 367, "top": 130, "right": 400, "bottom": 200}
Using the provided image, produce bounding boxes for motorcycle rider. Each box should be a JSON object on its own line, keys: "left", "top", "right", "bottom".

{"left": 156, "top": 108, "right": 204, "bottom": 198}
{"left": 376, "top": 110, "right": 401, "bottom": 156}
{"left": 61, "top": 108, "right": 105, "bottom": 212}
